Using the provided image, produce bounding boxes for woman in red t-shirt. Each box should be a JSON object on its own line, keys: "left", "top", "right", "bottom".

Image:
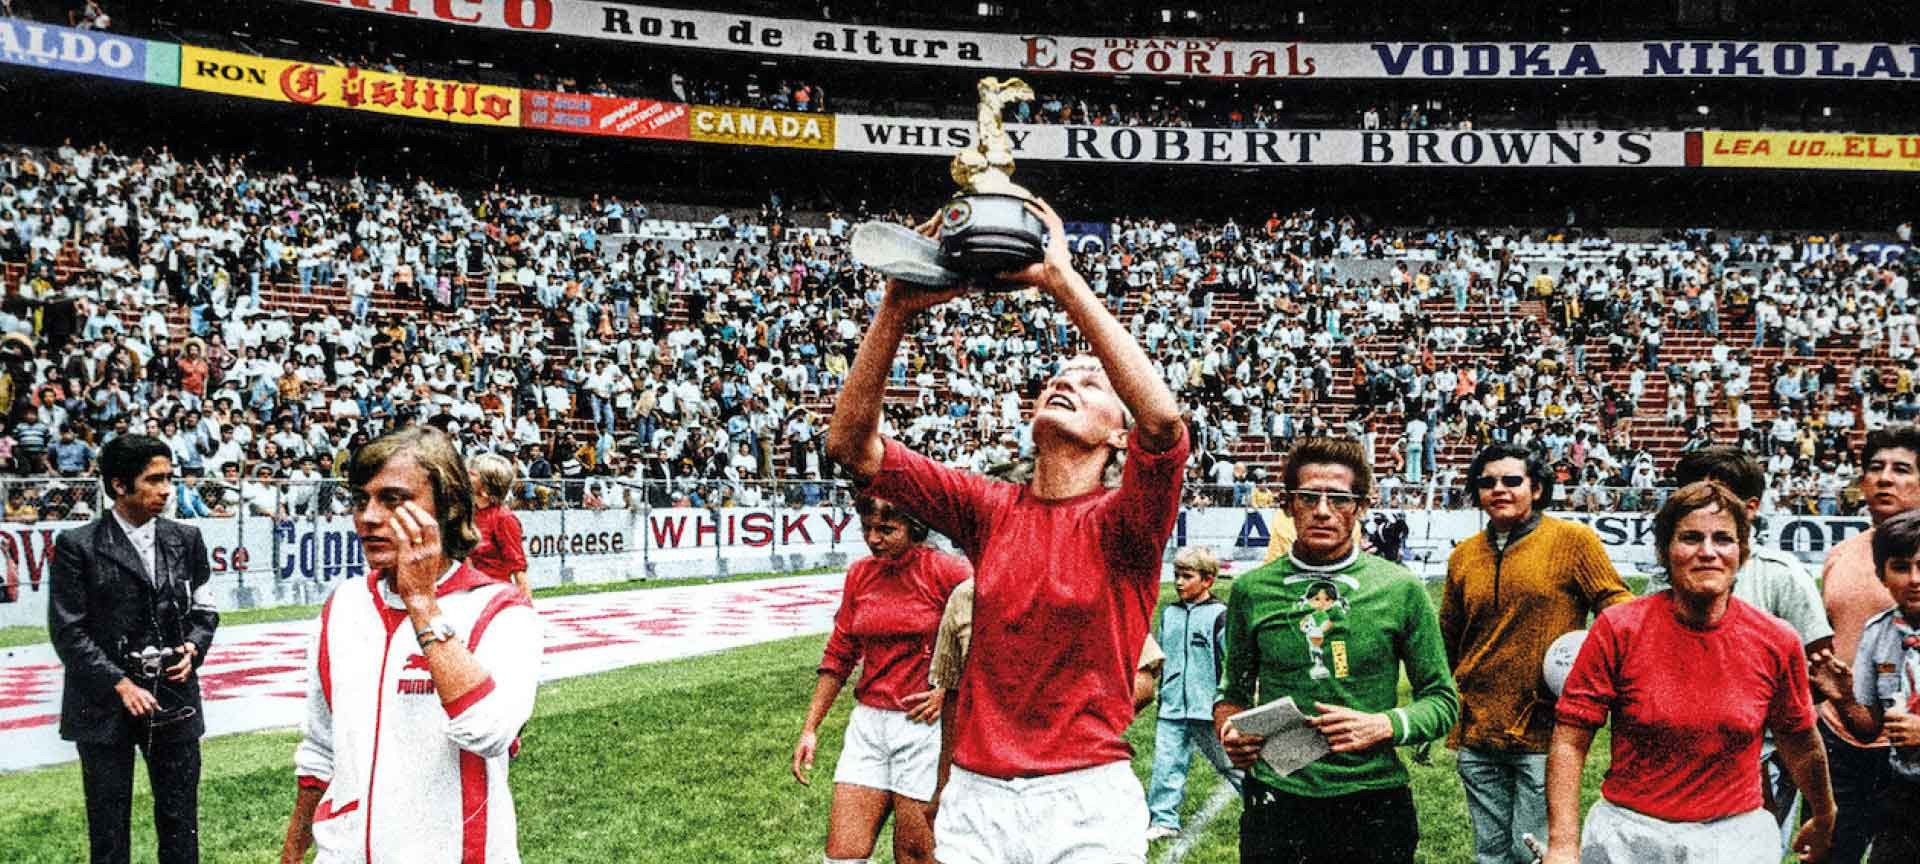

{"left": 466, "top": 452, "right": 528, "bottom": 599}
{"left": 1543, "top": 481, "right": 1836, "bottom": 863}
{"left": 791, "top": 495, "right": 970, "bottom": 864}
{"left": 825, "top": 199, "right": 1187, "bottom": 864}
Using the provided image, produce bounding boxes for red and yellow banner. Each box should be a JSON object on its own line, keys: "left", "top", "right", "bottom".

{"left": 689, "top": 105, "right": 834, "bottom": 150}
{"left": 521, "top": 91, "right": 689, "bottom": 139}
{"left": 1692, "top": 131, "right": 1920, "bottom": 172}
{"left": 179, "top": 46, "right": 518, "bottom": 126}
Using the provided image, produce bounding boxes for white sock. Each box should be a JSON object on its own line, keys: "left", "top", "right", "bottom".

{"left": 823, "top": 857, "right": 870, "bottom": 864}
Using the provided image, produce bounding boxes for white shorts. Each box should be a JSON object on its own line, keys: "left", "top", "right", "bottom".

{"left": 935, "top": 761, "right": 1147, "bottom": 864}
{"left": 1580, "top": 798, "right": 1775, "bottom": 864}
{"left": 832, "top": 703, "right": 940, "bottom": 801}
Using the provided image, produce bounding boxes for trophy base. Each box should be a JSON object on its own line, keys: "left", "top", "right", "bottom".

{"left": 937, "top": 193, "right": 1047, "bottom": 289}
{"left": 850, "top": 220, "right": 961, "bottom": 287}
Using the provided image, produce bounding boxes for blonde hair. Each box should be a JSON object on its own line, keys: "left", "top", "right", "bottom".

{"left": 348, "top": 427, "right": 480, "bottom": 560}
{"left": 469, "top": 452, "right": 517, "bottom": 503}
{"left": 1173, "top": 546, "right": 1220, "bottom": 578}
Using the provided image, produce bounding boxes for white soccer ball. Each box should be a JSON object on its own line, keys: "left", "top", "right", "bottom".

{"left": 1543, "top": 630, "right": 1587, "bottom": 697}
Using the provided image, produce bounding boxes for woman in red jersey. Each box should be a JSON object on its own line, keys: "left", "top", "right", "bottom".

{"left": 826, "top": 199, "right": 1186, "bottom": 864}
{"left": 793, "top": 494, "right": 970, "bottom": 864}
{"left": 1543, "top": 481, "right": 1836, "bottom": 864}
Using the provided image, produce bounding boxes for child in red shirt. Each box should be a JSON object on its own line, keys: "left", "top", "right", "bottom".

{"left": 467, "top": 453, "right": 529, "bottom": 598}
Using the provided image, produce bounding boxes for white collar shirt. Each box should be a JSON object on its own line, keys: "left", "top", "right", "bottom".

{"left": 111, "top": 509, "right": 157, "bottom": 578}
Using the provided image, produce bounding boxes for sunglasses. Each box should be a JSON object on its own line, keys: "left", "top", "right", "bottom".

{"left": 1286, "top": 489, "right": 1362, "bottom": 511}
{"left": 1474, "top": 475, "right": 1528, "bottom": 490}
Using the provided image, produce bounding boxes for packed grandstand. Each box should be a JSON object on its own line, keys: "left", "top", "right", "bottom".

{"left": 0, "top": 1, "right": 1912, "bottom": 523}
{"left": 5, "top": 131, "right": 1914, "bottom": 520}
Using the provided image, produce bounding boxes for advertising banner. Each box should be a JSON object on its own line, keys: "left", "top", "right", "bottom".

{"left": 178, "top": 45, "right": 296, "bottom": 101}
{"left": 835, "top": 116, "right": 1686, "bottom": 168}
{"left": 295, "top": 2, "right": 1920, "bottom": 81}
{"left": 1064, "top": 221, "right": 1111, "bottom": 254}
{"left": 5, "top": 506, "right": 1868, "bottom": 627}
{"left": 0, "top": 506, "right": 865, "bottom": 627}
{"left": 179, "top": 45, "right": 519, "bottom": 126}
{"left": 689, "top": 105, "right": 834, "bottom": 149}
{"left": 1171, "top": 508, "right": 1869, "bottom": 581}
{"left": 1694, "top": 130, "right": 1920, "bottom": 172}
{"left": 1851, "top": 242, "right": 1912, "bottom": 266}
{"left": 0, "top": 19, "right": 158, "bottom": 82}
{"left": 521, "top": 90, "right": 690, "bottom": 139}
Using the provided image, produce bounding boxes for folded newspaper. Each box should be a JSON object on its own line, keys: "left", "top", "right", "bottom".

{"left": 1228, "top": 697, "right": 1331, "bottom": 777}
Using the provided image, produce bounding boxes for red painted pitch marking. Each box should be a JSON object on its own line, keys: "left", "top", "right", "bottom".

{"left": 199, "top": 664, "right": 303, "bottom": 699}
{"left": 0, "top": 664, "right": 62, "bottom": 675}
{"left": 544, "top": 611, "right": 649, "bottom": 623}
{"left": 545, "top": 638, "right": 630, "bottom": 654}
{"left": 0, "top": 713, "right": 57, "bottom": 731}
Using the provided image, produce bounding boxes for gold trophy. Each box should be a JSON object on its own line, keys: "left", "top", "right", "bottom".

{"left": 851, "top": 77, "right": 1048, "bottom": 289}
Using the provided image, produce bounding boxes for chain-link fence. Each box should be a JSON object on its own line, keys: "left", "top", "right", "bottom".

{"left": 0, "top": 474, "right": 1872, "bottom": 629}
{"left": 0, "top": 477, "right": 873, "bottom": 621}
{"left": 1178, "top": 481, "right": 1675, "bottom": 513}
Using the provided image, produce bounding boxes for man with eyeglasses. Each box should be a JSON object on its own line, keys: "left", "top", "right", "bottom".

{"left": 1214, "top": 436, "right": 1458, "bottom": 864}
{"left": 1439, "top": 443, "right": 1633, "bottom": 864}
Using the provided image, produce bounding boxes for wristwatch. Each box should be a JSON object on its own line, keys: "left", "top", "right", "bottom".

{"left": 416, "top": 617, "right": 458, "bottom": 649}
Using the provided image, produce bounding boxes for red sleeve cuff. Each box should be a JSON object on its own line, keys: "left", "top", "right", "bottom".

{"left": 1128, "top": 422, "right": 1188, "bottom": 457}
{"left": 1774, "top": 717, "right": 1816, "bottom": 736}
{"left": 817, "top": 659, "right": 854, "bottom": 680}
{"left": 866, "top": 438, "right": 905, "bottom": 485}
{"left": 1554, "top": 702, "right": 1606, "bottom": 730}
{"left": 297, "top": 775, "right": 329, "bottom": 792}
{"left": 443, "top": 676, "right": 496, "bottom": 718}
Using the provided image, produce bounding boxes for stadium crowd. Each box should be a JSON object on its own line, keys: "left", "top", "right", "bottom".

{"left": 0, "top": 140, "right": 1912, "bottom": 525}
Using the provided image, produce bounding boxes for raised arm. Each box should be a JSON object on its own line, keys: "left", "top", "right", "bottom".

{"left": 1007, "top": 200, "right": 1181, "bottom": 451}
{"left": 824, "top": 268, "right": 965, "bottom": 480}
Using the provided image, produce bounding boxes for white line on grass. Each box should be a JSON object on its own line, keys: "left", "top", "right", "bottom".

{"left": 1159, "top": 784, "right": 1237, "bottom": 864}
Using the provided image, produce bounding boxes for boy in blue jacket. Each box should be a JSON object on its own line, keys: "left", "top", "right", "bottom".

{"left": 1146, "top": 546, "right": 1244, "bottom": 842}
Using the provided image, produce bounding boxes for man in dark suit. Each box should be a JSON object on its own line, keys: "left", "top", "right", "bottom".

{"left": 49, "top": 433, "right": 218, "bottom": 864}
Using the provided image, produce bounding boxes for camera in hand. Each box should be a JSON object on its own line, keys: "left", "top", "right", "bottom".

{"left": 125, "top": 645, "right": 198, "bottom": 728}
{"left": 131, "top": 645, "right": 182, "bottom": 681}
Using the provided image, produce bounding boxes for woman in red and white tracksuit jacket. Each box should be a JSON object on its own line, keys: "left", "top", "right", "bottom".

{"left": 292, "top": 564, "right": 540, "bottom": 863}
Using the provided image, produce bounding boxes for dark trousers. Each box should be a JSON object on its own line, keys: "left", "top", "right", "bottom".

{"left": 1822, "top": 721, "right": 1893, "bottom": 864}
{"left": 1868, "top": 778, "right": 1920, "bottom": 864}
{"left": 1239, "top": 776, "right": 1417, "bottom": 864}
{"left": 76, "top": 738, "right": 201, "bottom": 864}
